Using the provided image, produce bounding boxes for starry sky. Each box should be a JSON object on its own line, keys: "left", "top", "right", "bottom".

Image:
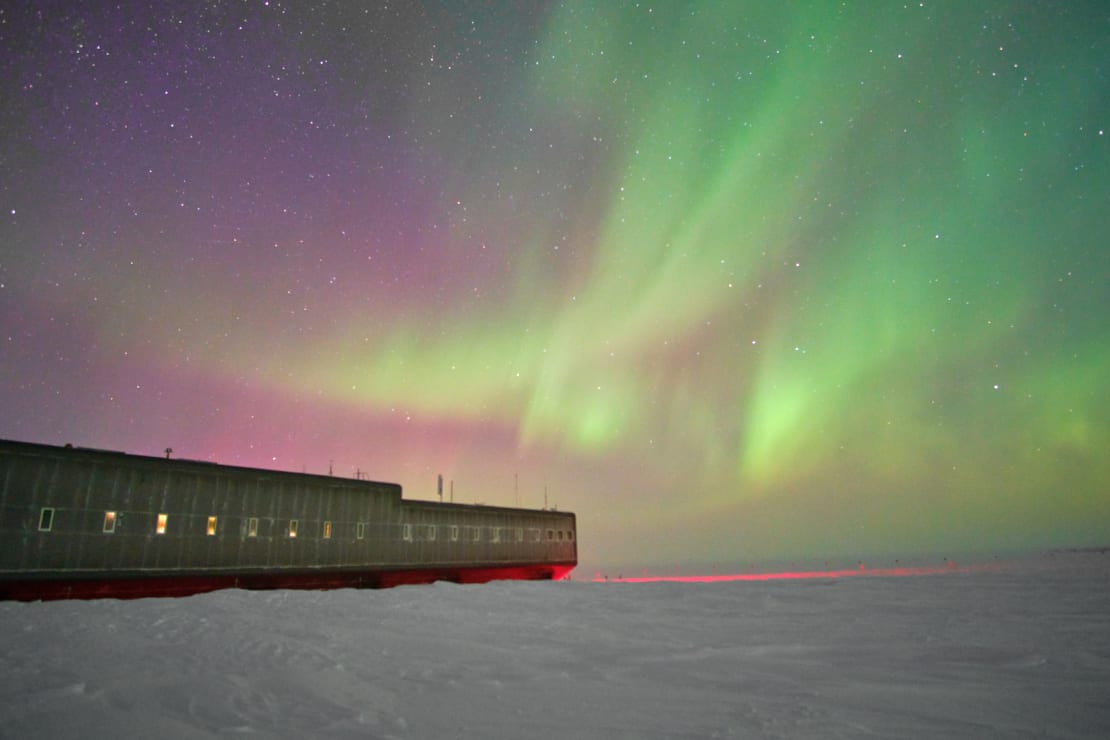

{"left": 1, "top": 1, "right": 1107, "bottom": 573}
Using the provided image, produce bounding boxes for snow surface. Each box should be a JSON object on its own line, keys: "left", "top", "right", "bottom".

{"left": 1, "top": 552, "right": 1108, "bottom": 739}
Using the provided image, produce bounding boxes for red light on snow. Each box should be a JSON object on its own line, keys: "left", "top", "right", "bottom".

{"left": 593, "top": 564, "right": 977, "bottom": 583}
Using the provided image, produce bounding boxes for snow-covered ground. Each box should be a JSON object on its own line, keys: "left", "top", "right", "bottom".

{"left": 2, "top": 552, "right": 1108, "bottom": 739}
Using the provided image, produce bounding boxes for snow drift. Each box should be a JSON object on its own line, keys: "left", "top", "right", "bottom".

{"left": 1, "top": 551, "right": 1107, "bottom": 738}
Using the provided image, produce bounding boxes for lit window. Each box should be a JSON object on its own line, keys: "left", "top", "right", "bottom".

{"left": 156, "top": 513, "right": 168, "bottom": 535}
{"left": 323, "top": 521, "right": 332, "bottom": 539}
{"left": 356, "top": 522, "right": 365, "bottom": 540}
{"left": 38, "top": 508, "right": 55, "bottom": 532}
{"left": 207, "top": 516, "right": 217, "bottom": 536}
{"left": 248, "top": 517, "right": 259, "bottom": 537}
{"left": 449, "top": 525, "right": 459, "bottom": 542}
{"left": 289, "top": 519, "right": 298, "bottom": 538}
{"left": 103, "top": 511, "right": 117, "bottom": 533}
{"left": 402, "top": 523, "right": 412, "bottom": 541}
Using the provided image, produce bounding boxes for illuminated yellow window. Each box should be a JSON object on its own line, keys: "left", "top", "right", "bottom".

{"left": 248, "top": 517, "right": 258, "bottom": 537}
{"left": 207, "top": 516, "right": 217, "bottom": 536}
{"left": 289, "top": 519, "right": 298, "bottom": 538}
{"left": 156, "top": 513, "right": 168, "bottom": 535}
{"left": 323, "top": 521, "right": 332, "bottom": 539}
{"left": 103, "top": 511, "right": 117, "bottom": 533}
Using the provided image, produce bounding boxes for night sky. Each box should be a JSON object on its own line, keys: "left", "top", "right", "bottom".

{"left": 1, "top": 2, "right": 1106, "bottom": 573}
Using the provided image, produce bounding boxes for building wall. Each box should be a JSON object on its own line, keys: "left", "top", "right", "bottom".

{"left": 0, "top": 440, "right": 576, "bottom": 579}
{"left": 399, "top": 501, "right": 577, "bottom": 568}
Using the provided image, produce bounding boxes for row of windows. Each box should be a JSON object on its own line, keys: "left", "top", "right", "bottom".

{"left": 401, "top": 524, "right": 537, "bottom": 543}
{"left": 40, "top": 508, "right": 338, "bottom": 539}
{"left": 395, "top": 524, "right": 574, "bottom": 543}
{"left": 36, "top": 508, "right": 575, "bottom": 544}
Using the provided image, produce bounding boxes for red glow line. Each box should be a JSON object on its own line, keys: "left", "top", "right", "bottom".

{"left": 593, "top": 563, "right": 978, "bottom": 583}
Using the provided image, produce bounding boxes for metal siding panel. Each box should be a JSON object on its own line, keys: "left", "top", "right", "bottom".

{"left": 0, "top": 455, "right": 32, "bottom": 569}
{"left": 0, "top": 461, "right": 20, "bottom": 569}
{"left": 54, "top": 459, "right": 81, "bottom": 569}
{"left": 314, "top": 488, "right": 331, "bottom": 567}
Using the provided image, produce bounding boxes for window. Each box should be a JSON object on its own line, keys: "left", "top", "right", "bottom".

{"left": 546, "top": 529, "right": 554, "bottom": 541}
{"left": 425, "top": 525, "right": 436, "bottom": 541}
{"left": 567, "top": 530, "right": 575, "bottom": 542}
{"left": 530, "top": 528, "right": 541, "bottom": 543}
{"left": 156, "top": 513, "right": 168, "bottom": 535}
{"left": 103, "top": 511, "right": 117, "bottom": 533}
{"left": 288, "top": 519, "right": 298, "bottom": 538}
{"left": 471, "top": 526, "right": 481, "bottom": 542}
{"left": 356, "top": 522, "right": 366, "bottom": 540}
{"left": 558, "top": 530, "right": 564, "bottom": 541}
{"left": 38, "top": 508, "right": 55, "bottom": 532}
{"left": 491, "top": 528, "right": 501, "bottom": 543}
{"left": 248, "top": 517, "right": 259, "bottom": 537}
{"left": 207, "top": 516, "right": 217, "bottom": 536}
{"left": 515, "top": 528, "right": 524, "bottom": 542}
{"left": 323, "top": 521, "right": 332, "bottom": 539}
{"left": 449, "top": 525, "right": 459, "bottom": 542}
{"left": 402, "top": 523, "right": 413, "bottom": 542}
